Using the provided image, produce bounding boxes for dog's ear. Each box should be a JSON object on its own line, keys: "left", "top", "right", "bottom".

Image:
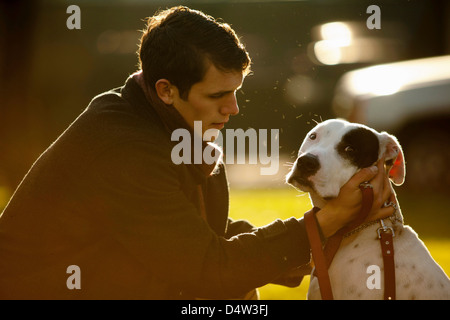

{"left": 380, "top": 133, "right": 405, "bottom": 186}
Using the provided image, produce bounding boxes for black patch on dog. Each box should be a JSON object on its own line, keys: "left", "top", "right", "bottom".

{"left": 336, "top": 127, "right": 379, "bottom": 168}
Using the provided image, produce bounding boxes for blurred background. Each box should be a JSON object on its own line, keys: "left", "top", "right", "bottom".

{"left": 1, "top": 0, "right": 449, "bottom": 299}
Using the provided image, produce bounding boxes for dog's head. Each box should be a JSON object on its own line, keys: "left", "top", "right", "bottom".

{"left": 286, "top": 119, "right": 405, "bottom": 207}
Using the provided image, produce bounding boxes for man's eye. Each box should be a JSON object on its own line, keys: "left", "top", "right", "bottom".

{"left": 209, "top": 93, "right": 225, "bottom": 99}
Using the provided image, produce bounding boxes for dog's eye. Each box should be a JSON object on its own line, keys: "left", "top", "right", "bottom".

{"left": 309, "top": 133, "right": 317, "bottom": 140}
{"left": 344, "top": 145, "right": 354, "bottom": 153}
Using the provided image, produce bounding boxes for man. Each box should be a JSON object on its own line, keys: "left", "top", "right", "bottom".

{"left": 0, "top": 6, "right": 395, "bottom": 299}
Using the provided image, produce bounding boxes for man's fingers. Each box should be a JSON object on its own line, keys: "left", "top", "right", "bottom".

{"left": 368, "top": 205, "right": 396, "bottom": 222}
{"left": 370, "top": 156, "right": 386, "bottom": 191}
{"left": 370, "top": 156, "right": 394, "bottom": 207}
{"left": 347, "top": 165, "right": 378, "bottom": 189}
{"left": 387, "top": 191, "right": 397, "bottom": 203}
{"left": 382, "top": 174, "right": 393, "bottom": 204}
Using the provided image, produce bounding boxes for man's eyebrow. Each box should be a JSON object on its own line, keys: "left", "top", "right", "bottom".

{"left": 208, "top": 89, "right": 234, "bottom": 96}
{"left": 208, "top": 84, "right": 243, "bottom": 96}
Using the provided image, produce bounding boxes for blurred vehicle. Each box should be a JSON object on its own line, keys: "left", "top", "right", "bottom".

{"left": 332, "top": 55, "right": 450, "bottom": 193}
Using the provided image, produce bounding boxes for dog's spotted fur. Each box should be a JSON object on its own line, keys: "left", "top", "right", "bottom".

{"left": 287, "top": 119, "right": 450, "bottom": 300}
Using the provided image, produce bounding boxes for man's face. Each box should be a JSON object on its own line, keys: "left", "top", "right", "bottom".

{"left": 171, "top": 63, "right": 244, "bottom": 141}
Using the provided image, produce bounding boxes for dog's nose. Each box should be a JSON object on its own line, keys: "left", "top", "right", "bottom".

{"left": 296, "top": 153, "right": 320, "bottom": 176}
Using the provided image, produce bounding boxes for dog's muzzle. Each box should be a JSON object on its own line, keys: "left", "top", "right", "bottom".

{"left": 296, "top": 153, "right": 320, "bottom": 176}
{"left": 287, "top": 153, "right": 320, "bottom": 187}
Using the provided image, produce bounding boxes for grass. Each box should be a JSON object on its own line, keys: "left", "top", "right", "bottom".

{"left": 229, "top": 187, "right": 450, "bottom": 300}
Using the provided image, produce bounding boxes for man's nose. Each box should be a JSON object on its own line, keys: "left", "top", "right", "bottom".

{"left": 221, "top": 94, "right": 239, "bottom": 116}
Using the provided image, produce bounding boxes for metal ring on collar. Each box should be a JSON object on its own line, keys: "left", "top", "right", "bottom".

{"left": 383, "top": 201, "right": 398, "bottom": 210}
{"left": 359, "top": 181, "right": 373, "bottom": 189}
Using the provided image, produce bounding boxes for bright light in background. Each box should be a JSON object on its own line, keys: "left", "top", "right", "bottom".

{"left": 350, "top": 65, "right": 405, "bottom": 96}
{"left": 312, "top": 22, "right": 352, "bottom": 65}
{"left": 343, "top": 56, "right": 450, "bottom": 97}
{"left": 320, "top": 22, "right": 352, "bottom": 46}
{"left": 313, "top": 41, "right": 342, "bottom": 65}
{"left": 332, "top": 55, "right": 450, "bottom": 139}
{"left": 309, "top": 21, "right": 406, "bottom": 65}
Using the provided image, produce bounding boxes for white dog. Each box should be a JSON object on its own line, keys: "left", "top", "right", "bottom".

{"left": 286, "top": 119, "right": 450, "bottom": 300}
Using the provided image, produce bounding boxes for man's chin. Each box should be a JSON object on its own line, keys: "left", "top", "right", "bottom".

{"left": 203, "top": 128, "right": 220, "bottom": 142}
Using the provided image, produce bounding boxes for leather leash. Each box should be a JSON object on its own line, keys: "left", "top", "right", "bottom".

{"left": 305, "top": 182, "right": 396, "bottom": 300}
{"left": 377, "top": 219, "right": 396, "bottom": 300}
{"left": 304, "top": 206, "right": 333, "bottom": 299}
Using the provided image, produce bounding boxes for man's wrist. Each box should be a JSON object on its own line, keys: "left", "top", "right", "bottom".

{"left": 312, "top": 212, "right": 327, "bottom": 243}
{"left": 315, "top": 206, "right": 342, "bottom": 238}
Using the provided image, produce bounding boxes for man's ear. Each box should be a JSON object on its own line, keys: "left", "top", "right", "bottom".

{"left": 155, "top": 79, "right": 175, "bottom": 105}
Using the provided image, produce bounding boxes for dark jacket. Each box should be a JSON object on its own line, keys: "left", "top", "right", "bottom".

{"left": 0, "top": 76, "right": 311, "bottom": 299}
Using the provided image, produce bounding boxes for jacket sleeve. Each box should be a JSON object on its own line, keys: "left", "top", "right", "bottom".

{"left": 89, "top": 139, "right": 311, "bottom": 299}
{"left": 225, "top": 218, "right": 256, "bottom": 238}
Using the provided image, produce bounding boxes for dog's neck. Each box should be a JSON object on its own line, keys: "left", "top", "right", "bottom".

{"left": 308, "top": 190, "right": 405, "bottom": 234}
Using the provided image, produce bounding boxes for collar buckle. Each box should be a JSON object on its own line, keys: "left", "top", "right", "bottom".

{"left": 377, "top": 219, "right": 395, "bottom": 239}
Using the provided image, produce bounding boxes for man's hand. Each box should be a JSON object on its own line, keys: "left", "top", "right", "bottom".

{"left": 316, "top": 157, "right": 397, "bottom": 238}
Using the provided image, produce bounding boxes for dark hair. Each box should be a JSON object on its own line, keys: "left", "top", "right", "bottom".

{"left": 138, "top": 6, "right": 251, "bottom": 99}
